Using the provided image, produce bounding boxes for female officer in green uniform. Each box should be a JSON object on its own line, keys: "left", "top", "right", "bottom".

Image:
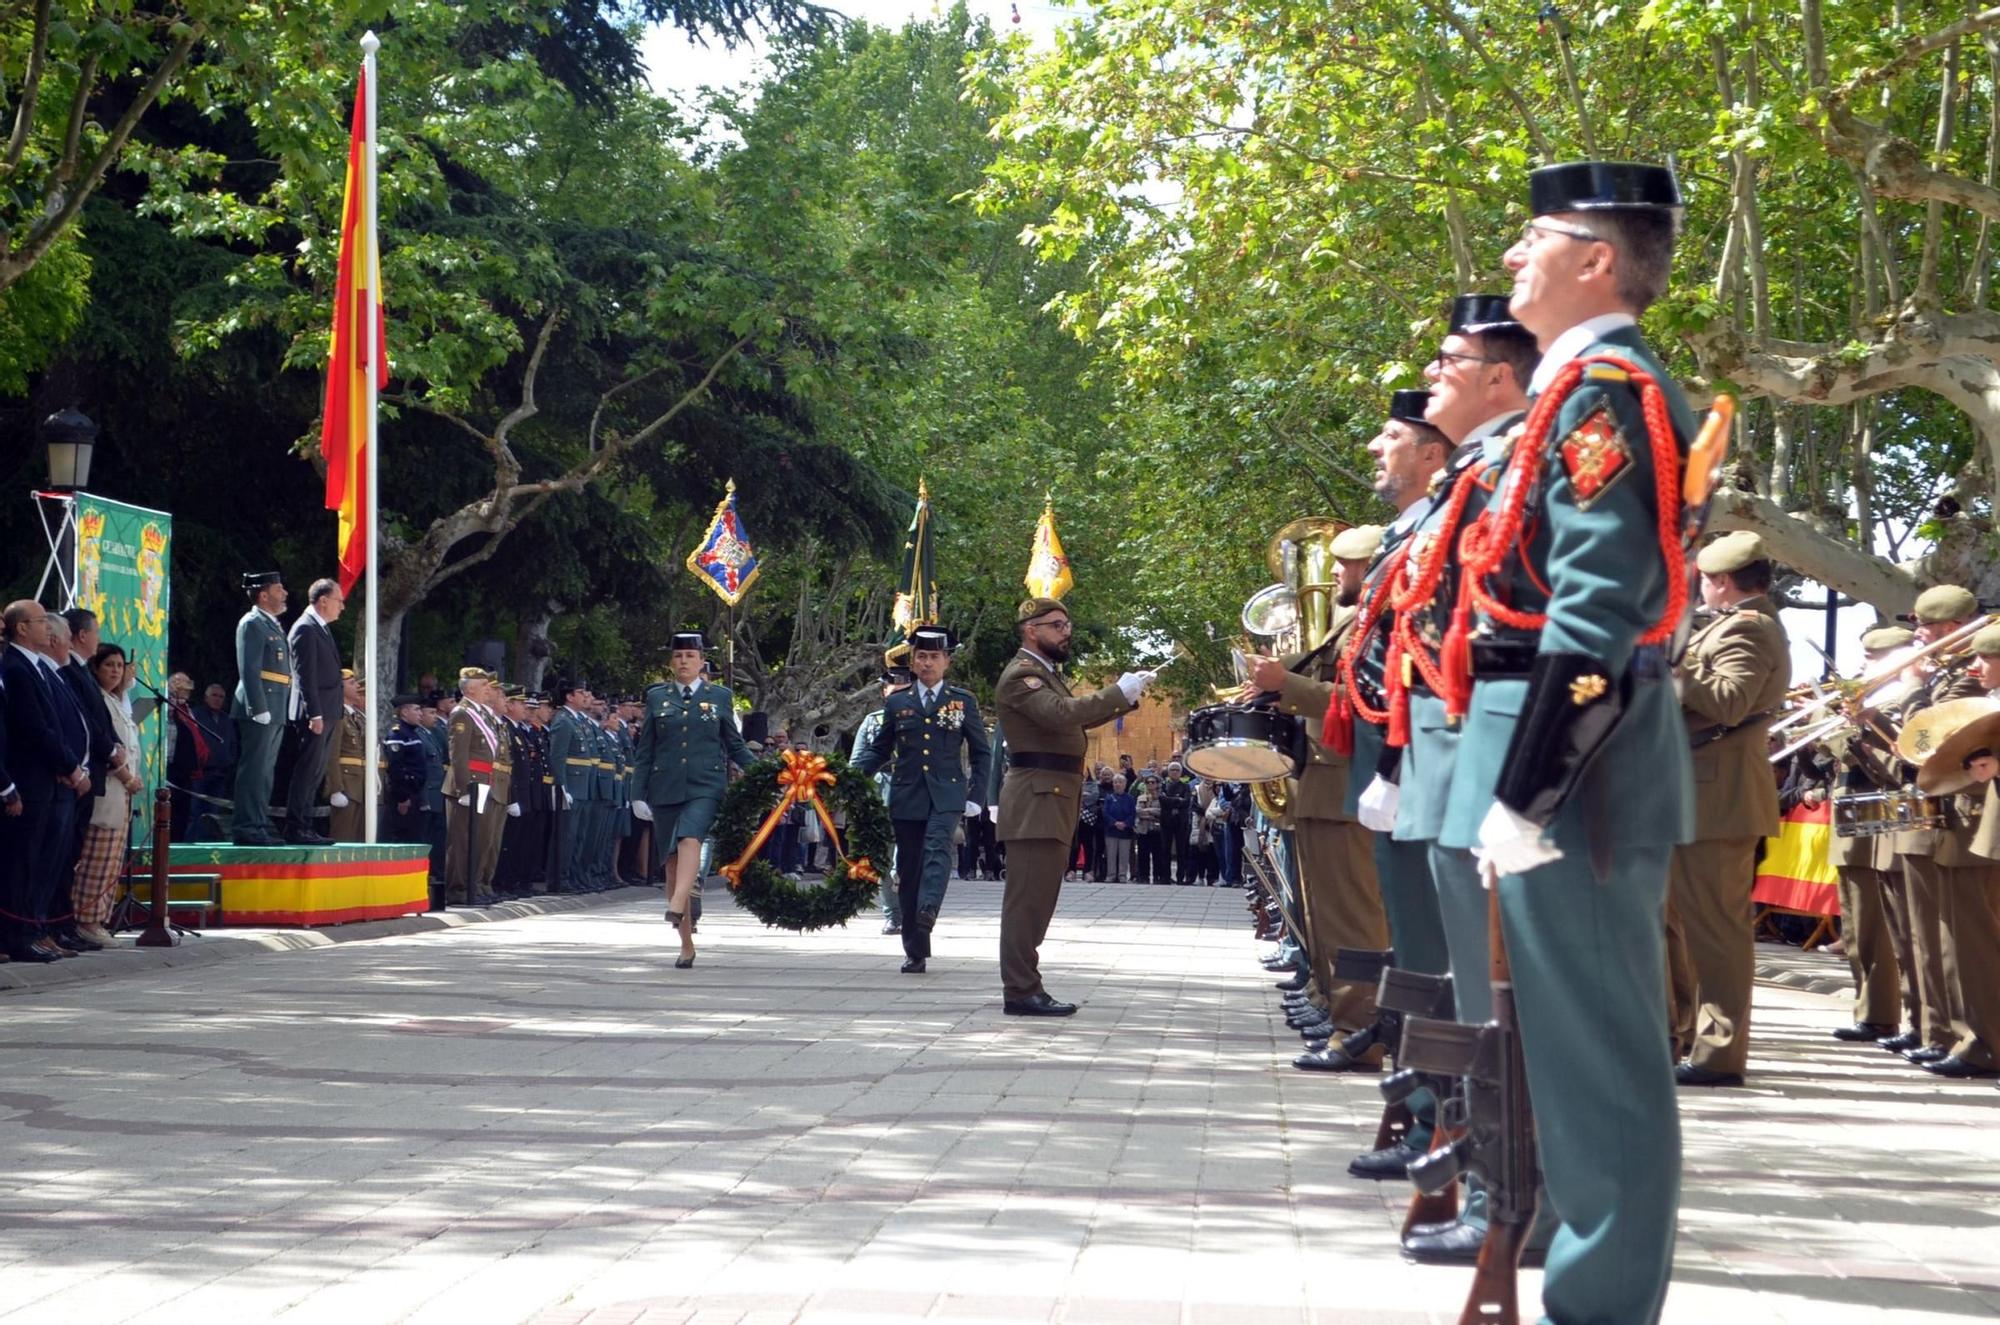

{"left": 634, "top": 631, "right": 752, "bottom": 967}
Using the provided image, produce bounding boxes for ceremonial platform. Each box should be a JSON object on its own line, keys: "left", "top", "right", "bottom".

{"left": 135, "top": 843, "right": 431, "bottom": 928}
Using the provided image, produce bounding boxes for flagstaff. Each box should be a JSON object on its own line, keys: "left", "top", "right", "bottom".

{"left": 361, "top": 29, "right": 381, "bottom": 843}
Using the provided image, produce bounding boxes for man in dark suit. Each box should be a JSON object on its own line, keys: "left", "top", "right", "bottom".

{"left": 284, "top": 577, "right": 346, "bottom": 845}
{"left": 60, "top": 609, "right": 123, "bottom": 828}
{"left": 2, "top": 601, "right": 89, "bottom": 963}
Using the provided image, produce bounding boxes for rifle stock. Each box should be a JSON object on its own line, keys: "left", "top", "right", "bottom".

{"left": 1459, "top": 880, "right": 1536, "bottom": 1325}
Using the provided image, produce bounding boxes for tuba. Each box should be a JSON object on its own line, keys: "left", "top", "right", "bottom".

{"left": 1245, "top": 516, "right": 1351, "bottom": 818}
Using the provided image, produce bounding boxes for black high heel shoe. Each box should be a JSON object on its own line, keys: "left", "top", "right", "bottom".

{"left": 674, "top": 951, "right": 696, "bottom": 969}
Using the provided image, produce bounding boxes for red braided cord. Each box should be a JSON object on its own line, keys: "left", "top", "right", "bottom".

{"left": 1335, "top": 540, "right": 1407, "bottom": 727}
{"left": 1460, "top": 355, "right": 1687, "bottom": 646}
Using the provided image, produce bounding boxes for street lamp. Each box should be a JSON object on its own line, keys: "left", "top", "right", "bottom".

{"left": 42, "top": 406, "right": 98, "bottom": 491}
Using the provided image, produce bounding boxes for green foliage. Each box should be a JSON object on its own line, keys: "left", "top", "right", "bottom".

{"left": 0, "top": 230, "right": 90, "bottom": 393}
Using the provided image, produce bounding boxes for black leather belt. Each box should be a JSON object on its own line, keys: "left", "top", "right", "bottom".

{"left": 1470, "top": 638, "right": 1668, "bottom": 681}
{"left": 1009, "top": 752, "right": 1084, "bottom": 775}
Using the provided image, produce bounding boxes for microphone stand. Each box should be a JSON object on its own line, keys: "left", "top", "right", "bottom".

{"left": 109, "top": 679, "right": 202, "bottom": 938}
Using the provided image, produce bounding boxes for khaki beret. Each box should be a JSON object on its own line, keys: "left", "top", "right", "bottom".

{"left": 1913, "top": 584, "right": 1978, "bottom": 623}
{"left": 340, "top": 668, "right": 355, "bottom": 681}
{"left": 1017, "top": 596, "right": 1070, "bottom": 625}
{"left": 1972, "top": 624, "right": 2000, "bottom": 658}
{"left": 1330, "top": 524, "right": 1385, "bottom": 562}
{"left": 1696, "top": 530, "right": 1767, "bottom": 575}
{"left": 1860, "top": 625, "right": 1915, "bottom": 654}
{"left": 459, "top": 666, "right": 496, "bottom": 684}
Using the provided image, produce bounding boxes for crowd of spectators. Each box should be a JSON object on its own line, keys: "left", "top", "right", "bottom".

{"left": 1066, "top": 758, "right": 1245, "bottom": 886}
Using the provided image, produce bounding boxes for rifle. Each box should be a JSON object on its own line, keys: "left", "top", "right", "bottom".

{"left": 1396, "top": 881, "right": 1537, "bottom": 1325}
{"left": 1372, "top": 964, "right": 1459, "bottom": 1236}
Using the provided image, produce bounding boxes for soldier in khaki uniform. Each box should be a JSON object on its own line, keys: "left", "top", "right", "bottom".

{"left": 1253, "top": 526, "right": 1392, "bottom": 1057}
{"left": 1664, "top": 531, "right": 1792, "bottom": 1086}
{"left": 993, "top": 597, "right": 1148, "bottom": 1015}
{"left": 322, "top": 670, "right": 369, "bottom": 842}
{"left": 442, "top": 667, "right": 509, "bottom": 905}
{"left": 1820, "top": 626, "right": 1918, "bottom": 1044}
{"left": 1888, "top": 585, "right": 1986, "bottom": 1068}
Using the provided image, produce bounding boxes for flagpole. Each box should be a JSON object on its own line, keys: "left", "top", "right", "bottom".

{"left": 360, "top": 29, "right": 381, "bottom": 845}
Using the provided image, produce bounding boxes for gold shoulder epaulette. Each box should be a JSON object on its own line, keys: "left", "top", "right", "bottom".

{"left": 1584, "top": 363, "right": 1631, "bottom": 385}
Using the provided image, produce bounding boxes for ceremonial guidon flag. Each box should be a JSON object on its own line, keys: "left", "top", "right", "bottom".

{"left": 686, "top": 478, "right": 761, "bottom": 606}
{"left": 884, "top": 477, "right": 938, "bottom": 664}
{"left": 1024, "top": 492, "right": 1073, "bottom": 600}
{"left": 319, "top": 59, "right": 388, "bottom": 596}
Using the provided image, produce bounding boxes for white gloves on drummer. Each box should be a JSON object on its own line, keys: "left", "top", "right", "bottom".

{"left": 1475, "top": 801, "right": 1563, "bottom": 878}
{"left": 507, "top": 802, "right": 521, "bottom": 818}
{"left": 1357, "top": 777, "right": 1400, "bottom": 833}
{"left": 632, "top": 800, "right": 654, "bottom": 822}
{"left": 330, "top": 792, "right": 350, "bottom": 809}
{"left": 964, "top": 800, "right": 982, "bottom": 817}
{"left": 1116, "top": 670, "right": 1158, "bottom": 704}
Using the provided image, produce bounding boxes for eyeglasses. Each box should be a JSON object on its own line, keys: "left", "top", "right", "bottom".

{"left": 1430, "top": 349, "right": 1499, "bottom": 371}
{"left": 1517, "top": 219, "right": 1603, "bottom": 248}
{"left": 1029, "top": 618, "right": 1072, "bottom": 633}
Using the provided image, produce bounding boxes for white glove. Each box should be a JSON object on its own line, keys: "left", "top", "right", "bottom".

{"left": 987, "top": 804, "right": 999, "bottom": 821}
{"left": 507, "top": 802, "right": 521, "bottom": 818}
{"left": 457, "top": 794, "right": 471, "bottom": 806}
{"left": 330, "top": 792, "right": 350, "bottom": 808}
{"left": 1357, "top": 776, "right": 1399, "bottom": 833}
{"left": 1116, "top": 670, "right": 1158, "bottom": 703}
{"left": 562, "top": 789, "right": 574, "bottom": 809}
{"left": 1474, "top": 801, "right": 1563, "bottom": 877}
{"left": 632, "top": 800, "right": 654, "bottom": 822}
{"left": 253, "top": 711, "right": 273, "bottom": 726}
{"left": 965, "top": 800, "right": 982, "bottom": 817}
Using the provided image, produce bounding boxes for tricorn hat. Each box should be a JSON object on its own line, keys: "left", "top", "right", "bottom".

{"left": 909, "top": 625, "right": 956, "bottom": 654}
{"left": 1902, "top": 698, "right": 2000, "bottom": 795}
{"left": 881, "top": 665, "right": 914, "bottom": 687}
{"left": 1529, "top": 161, "right": 1683, "bottom": 216}
{"left": 241, "top": 570, "right": 283, "bottom": 592}
{"left": 670, "top": 631, "right": 708, "bottom": 652}
{"left": 1449, "top": 294, "right": 1521, "bottom": 336}
{"left": 1388, "top": 389, "right": 1433, "bottom": 424}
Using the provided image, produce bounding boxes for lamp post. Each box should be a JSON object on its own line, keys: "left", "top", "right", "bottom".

{"left": 42, "top": 405, "right": 98, "bottom": 490}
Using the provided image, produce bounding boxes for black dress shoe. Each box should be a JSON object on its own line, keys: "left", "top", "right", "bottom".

{"left": 1880, "top": 1029, "right": 1922, "bottom": 1052}
{"left": 1293, "top": 1044, "right": 1380, "bottom": 1073}
{"left": 1401, "top": 1221, "right": 1549, "bottom": 1267}
{"left": 234, "top": 830, "right": 284, "bottom": 846}
{"left": 1004, "top": 991, "right": 1078, "bottom": 1017}
{"left": 1275, "top": 971, "right": 1309, "bottom": 992}
{"left": 1922, "top": 1054, "right": 1998, "bottom": 1078}
{"left": 284, "top": 830, "right": 332, "bottom": 846}
{"left": 5, "top": 946, "right": 58, "bottom": 964}
{"left": 1348, "top": 1139, "right": 1422, "bottom": 1180}
{"left": 1674, "top": 1061, "right": 1746, "bottom": 1088}
{"left": 1406, "top": 1217, "right": 1459, "bottom": 1240}
{"left": 1285, "top": 1007, "right": 1328, "bottom": 1029}
{"left": 1905, "top": 1045, "right": 1949, "bottom": 1064}
{"left": 1832, "top": 1021, "right": 1897, "bottom": 1042}
{"left": 900, "top": 958, "right": 927, "bottom": 974}
{"left": 1296, "top": 1019, "right": 1335, "bottom": 1042}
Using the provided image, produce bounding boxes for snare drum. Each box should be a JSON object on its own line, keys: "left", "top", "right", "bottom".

{"left": 1832, "top": 788, "right": 1945, "bottom": 838}
{"left": 1183, "top": 704, "right": 1307, "bottom": 782}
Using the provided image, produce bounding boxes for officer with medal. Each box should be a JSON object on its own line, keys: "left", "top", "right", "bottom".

{"left": 634, "top": 631, "right": 753, "bottom": 968}
{"left": 442, "top": 667, "right": 506, "bottom": 906}
{"left": 1433, "top": 161, "right": 1698, "bottom": 1325}
{"left": 1663, "top": 531, "right": 1791, "bottom": 1086}
{"left": 853, "top": 626, "right": 993, "bottom": 973}
{"left": 993, "top": 597, "right": 1150, "bottom": 1015}
{"left": 1250, "top": 525, "right": 1392, "bottom": 1061}
{"left": 230, "top": 571, "right": 292, "bottom": 846}
{"left": 1368, "top": 293, "right": 1543, "bottom": 1264}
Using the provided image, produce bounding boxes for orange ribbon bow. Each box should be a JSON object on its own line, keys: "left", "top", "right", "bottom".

{"left": 719, "top": 749, "right": 880, "bottom": 889}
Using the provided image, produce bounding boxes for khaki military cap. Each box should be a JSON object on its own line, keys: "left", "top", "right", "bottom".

{"left": 1330, "top": 524, "right": 1385, "bottom": 563}
{"left": 1017, "top": 596, "right": 1070, "bottom": 625}
{"left": 1972, "top": 624, "right": 2000, "bottom": 658}
{"left": 459, "top": 666, "right": 496, "bottom": 684}
{"left": 1696, "top": 530, "right": 1766, "bottom": 575}
{"left": 1913, "top": 584, "right": 1978, "bottom": 623}
{"left": 1860, "top": 625, "right": 1915, "bottom": 654}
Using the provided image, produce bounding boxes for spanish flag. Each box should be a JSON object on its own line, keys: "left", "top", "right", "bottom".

{"left": 320, "top": 63, "right": 387, "bottom": 596}
{"left": 1024, "top": 493, "right": 1073, "bottom": 600}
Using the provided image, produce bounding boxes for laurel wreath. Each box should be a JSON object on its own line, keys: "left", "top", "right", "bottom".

{"left": 712, "top": 753, "right": 892, "bottom": 932}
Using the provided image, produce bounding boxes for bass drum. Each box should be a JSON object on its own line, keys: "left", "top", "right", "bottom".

{"left": 1183, "top": 704, "right": 1307, "bottom": 783}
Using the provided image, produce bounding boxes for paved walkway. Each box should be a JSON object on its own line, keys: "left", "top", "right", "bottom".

{"left": 1, "top": 881, "right": 1996, "bottom": 1324}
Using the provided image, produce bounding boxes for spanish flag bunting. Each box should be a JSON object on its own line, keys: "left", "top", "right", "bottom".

{"left": 320, "top": 62, "right": 387, "bottom": 596}
{"left": 1024, "top": 492, "right": 1073, "bottom": 600}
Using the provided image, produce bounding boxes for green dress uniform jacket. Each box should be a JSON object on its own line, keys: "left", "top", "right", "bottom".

{"left": 634, "top": 680, "right": 753, "bottom": 805}
{"left": 548, "top": 706, "right": 598, "bottom": 803}
{"left": 231, "top": 608, "right": 291, "bottom": 722}
{"left": 853, "top": 683, "right": 994, "bottom": 819}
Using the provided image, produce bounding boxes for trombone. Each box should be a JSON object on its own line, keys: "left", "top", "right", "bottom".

{"left": 1767, "top": 612, "right": 1999, "bottom": 762}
